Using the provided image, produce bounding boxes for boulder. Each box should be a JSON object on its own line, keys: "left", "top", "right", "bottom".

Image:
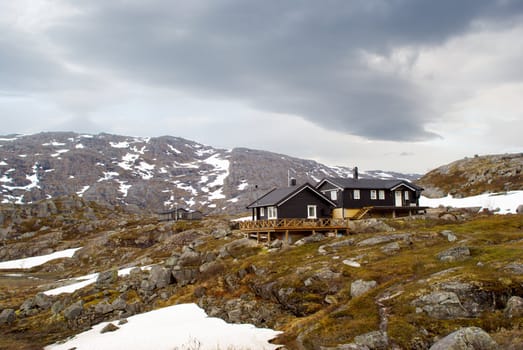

{"left": 94, "top": 301, "right": 114, "bottom": 315}
{"left": 0, "top": 309, "right": 16, "bottom": 325}
{"left": 294, "top": 233, "right": 326, "bottom": 246}
{"left": 63, "top": 301, "right": 83, "bottom": 320}
{"left": 177, "top": 250, "right": 202, "bottom": 267}
{"left": 111, "top": 297, "right": 128, "bottom": 311}
{"left": 34, "top": 292, "right": 52, "bottom": 309}
{"left": 149, "top": 265, "right": 172, "bottom": 289}
{"left": 440, "top": 230, "right": 457, "bottom": 242}
{"left": 429, "top": 327, "right": 498, "bottom": 350}
{"left": 318, "top": 238, "right": 355, "bottom": 254}
{"left": 351, "top": 280, "right": 377, "bottom": 298}
{"left": 381, "top": 242, "right": 400, "bottom": 255}
{"left": 100, "top": 323, "right": 119, "bottom": 334}
{"left": 504, "top": 263, "right": 523, "bottom": 274}
{"left": 437, "top": 246, "right": 470, "bottom": 262}
{"left": 172, "top": 267, "right": 198, "bottom": 286}
{"left": 219, "top": 238, "right": 259, "bottom": 258}
{"left": 357, "top": 233, "right": 411, "bottom": 247}
{"left": 96, "top": 269, "right": 118, "bottom": 287}
{"left": 349, "top": 218, "right": 395, "bottom": 234}
{"left": 517, "top": 204, "right": 523, "bottom": 214}
{"left": 504, "top": 296, "right": 523, "bottom": 318}
{"left": 413, "top": 291, "right": 469, "bottom": 319}
{"left": 354, "top": 331, "right": 389, "bottom": 350}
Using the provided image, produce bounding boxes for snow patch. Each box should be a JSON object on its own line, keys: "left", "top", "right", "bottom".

{"left": 238, "top": 180, "right": 249, "bottom": 190}
{"left": 51, "top": 149, "right": 69, "bottom": 157}
{"left": 0, "top": 161, "right": 7, "bottom": 166}
{"left": 43, "top": 141, "right": 66, "bottom": 147}
{"left": 117, "top": 180, "right": 132, "bottom": 197}
{"left": 167, "top": 144, "right": 181, "bottom": 154}
{"left": 45, "top": 303, "right": 281, "bottom": 350}
{"left": 118, "top": 153, "right": 139, "bottom": 170}
{"left": 77, "top": 186, "right": 90, "bottom": 196}
{"left": 0, "top": 248, "right": 81, "bottom": 269}
{"left": 110, "top": 141, "right": 130, "bottom": 148}
{"left": 420, "top": 191, "right": 523, "bottom": 215}
{"left": 75, "top": 143, "right": 85, "bottom": 149}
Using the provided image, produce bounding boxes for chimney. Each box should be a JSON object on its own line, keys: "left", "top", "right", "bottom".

{"left": 353, "top": 166, "right": 359, "bottom": 180}
{"left": 289, "top": 177, "right": 297, "bottom": 186}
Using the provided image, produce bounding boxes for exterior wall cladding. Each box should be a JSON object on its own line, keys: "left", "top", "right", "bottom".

{"left": 256, "top": 187, "right": 333, "bottom": 220}
{"left": 318, "top": 183, "right": 419, "bottom": 208}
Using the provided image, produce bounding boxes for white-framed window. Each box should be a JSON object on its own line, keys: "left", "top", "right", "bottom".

{"left": 404, "top": 191, "right": 410, "bottom": 200}
{"left": 260, "top": 207, "right": 265, "bottom": 217}
{"left": 379, "top": 190, "right": 385, "bottom": 200}
{"left": 353, "top": 189, "right": 360, "bottom": 200}
{"left": 370, "top": 190, "right": 377, "bottom": 200}
{"left": 307, "top": 205, "right": 317, "bottom": 219}
{"left": 330, "top": 190, "right": 337, "bottom": 201}
{"left": 267, "top": 206, "right": 277, "bottom": 219}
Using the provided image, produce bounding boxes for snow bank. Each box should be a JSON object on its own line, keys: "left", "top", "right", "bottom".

{"left": 420, "top": 191, "right": 523, "bottom": 214}
{"left": 45, "top": 303, "right": 281, "bottom": 350}
{"left": 0, "top": 248, "right": 81, "bottom": 269}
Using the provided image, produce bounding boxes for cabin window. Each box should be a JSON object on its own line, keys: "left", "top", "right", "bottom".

{"left": 268, "top": 206, "right": 277, "bottom": 219}
{"left": 379, "top": 190, "right": 385, "bottom": 200}
{"left": 307, "top": 205, "right": 317, "bottom": 219}
{"left": 404, "top": 191, "right": 410, "bottom": 200}
{"left": 260, "top": 207, "right": 265, "bottom": 217}
{"left": 353, "top": 189, "right": 360, "bottom": 200}
{"left": 330, "top": 190, "right": 337, "bottom": 201}
{"left": 370, "top": 190, "right": 377, "bottom": 200}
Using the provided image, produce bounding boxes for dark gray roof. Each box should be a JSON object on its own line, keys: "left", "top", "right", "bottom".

{"left": 247, "top": 183, "right": 336, "bottom": 208}
{"left": 319, "top": 178, "right": 423, "bottom": 191}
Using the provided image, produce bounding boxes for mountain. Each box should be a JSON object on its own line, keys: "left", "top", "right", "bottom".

{"left": 417, "top": 153, "right": 523, "bottom": 198}
{"left": 0, "top": 132, "right": 419, "bottom": 214}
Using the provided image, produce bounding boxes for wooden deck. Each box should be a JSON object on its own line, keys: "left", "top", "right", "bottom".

{"left": 239, "top": 218, "right": 350, "bottom": 243}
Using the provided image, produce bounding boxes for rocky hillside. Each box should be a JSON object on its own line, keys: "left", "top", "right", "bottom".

{"left": 417, "top": 153, "right": 523, "bottom": 198}
{"left": 0, "top": 132, "right": 420, "bottom": 214}
{"left": 1, "top": 197, "right": 523, "bottom": 349}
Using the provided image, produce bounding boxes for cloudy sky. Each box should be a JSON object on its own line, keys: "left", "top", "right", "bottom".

{"left": 1, "top": 0, "right": 522, "bottom": 173}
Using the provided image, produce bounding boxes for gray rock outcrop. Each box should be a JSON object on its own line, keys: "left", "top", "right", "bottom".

{"left": 0, "top": 309, "right": 16, "bottom": 325}
{"left": 437, "top": 246, "right": 470, "bottom": 262}
{"left": 351, "top": 280, "right": 377, "bottom": 298}
{"left": 429, "top": 327, "right": 498, "bottom": 350}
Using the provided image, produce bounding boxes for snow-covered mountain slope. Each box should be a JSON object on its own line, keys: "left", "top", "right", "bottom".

{"left": 0, "top": 132, "right": 419, "bottom": 213}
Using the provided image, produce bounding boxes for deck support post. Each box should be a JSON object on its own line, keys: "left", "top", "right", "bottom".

{"left": 267, "top": 232, "right": 271, "bottom": 244}
{"left": 257, "top": 232, "right": 260, "bottom": 243}
{"left": 285, "top": 230, "right": 289, "bottom": 243}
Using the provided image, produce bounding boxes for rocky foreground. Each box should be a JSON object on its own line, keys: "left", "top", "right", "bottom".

{"left": 1, "top": 197, "right": 523, "bottom": 349}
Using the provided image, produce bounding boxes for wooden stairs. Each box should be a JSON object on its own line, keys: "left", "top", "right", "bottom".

{"left": 353, "top": 207, "right": 373, "bottom": 220}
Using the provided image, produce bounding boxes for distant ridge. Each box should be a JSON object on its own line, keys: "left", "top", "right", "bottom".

{"left": 417, "top": 153, "right": 523, "bottom": 198}
{"left": 0, "top": 132, "right": 419, "bottom": 213}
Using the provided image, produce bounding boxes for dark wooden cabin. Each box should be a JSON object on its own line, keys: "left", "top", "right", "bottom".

{"left": 246, "top": 182, "right": 336, "bottom": 221}
{"left": 316, "top": 169, "right": 425, "bottom": 218}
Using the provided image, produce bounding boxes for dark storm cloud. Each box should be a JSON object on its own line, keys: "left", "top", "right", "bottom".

{"left": 46, "top": 0, "right": 523, "bottom": 141}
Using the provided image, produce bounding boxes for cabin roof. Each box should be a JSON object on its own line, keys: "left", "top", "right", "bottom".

{"left": 317, "top": 177, "right": 423, "bottom": 192}
{"left": 247, "top": 183, "right": 336, "bottom": 208}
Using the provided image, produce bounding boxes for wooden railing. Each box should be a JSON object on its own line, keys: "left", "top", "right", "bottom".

{"left": 239, "top": 218, "right": 350, "bottom": 231}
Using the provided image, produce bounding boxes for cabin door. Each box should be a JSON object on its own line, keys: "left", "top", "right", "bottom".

{"left": 394, "top": 191, "right": 403, "bottom": 207}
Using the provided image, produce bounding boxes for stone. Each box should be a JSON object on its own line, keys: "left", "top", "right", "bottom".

{"left": 440, "top": 230, "right": 457, "bottom": 242}
{"left": 219, "top": 238, "right": 259, "bottom": 258}
{"left": 177, "top": 250, "right": 202, "bottom": 267}
{"left": 172, "top": 267, "right": 198, "bottom": 286}
{"left": 100, "top": 323, "right": 119, "bottom": 334}
{"left": 34, "top": 292, "right": 52, "bottom": 309}
{"left": 111, "top": 297, "right": 128, "bottom": 311}
{"left": 96, "top": 269, "right": 118, "bottom": 287}
{"left": 318, "top": 239, "right": 355, "bottom": 254}
{"left": 412, "top": 291, "right": 469, "bottom": 319}
{"left": 269, "top": 239, "right": 283, "bottom": 249}
{"left": 504, "top": 296, "right": 523, "bottom": 318}
{"left": 343, "top": 259, "right": 361, "bottom": 268}
{"left": 51, "top": 300, "right": 66, "bottom": 315}
{"left": 354, "top": 330, "right": 388, "bottom": 350}
{"left": 164, "top": 254, "right": 180, "bottom": 267}
{"left": 357, "top": 233, "right": 411, "bottom": 247}
{"left": 351, "top": 280, "right": 377, "bottom": 298}
{"left": 0, "top": 309, "right": 16, "bottom": 325}
{"left": 149, "top": 265, "right": 172, "bottom": 289}
{"left": 94, "top": 301, "right": 114, "bottom": 314}
{"left": 212, "top": 227, "right": 231, "bottom": 239}
{"left": 517, "top": 204, "right": 523, "bottom": 214}
{"left": 63, "top": 301, "right": 83, "bottom": 320}
{"left": 437, "top": 246, "right": 470, "bottom": 262}
{"left": 504, "top": 263, "right": 523, "bottom": 274}
{"left": 429, "top": 327, "right": 498, "bottom": 350}
{"left": 381, "top": 242, "right": 400, "bottom": 255}
{"left": 294, "top": 233, "right": 325, "bottom": 246}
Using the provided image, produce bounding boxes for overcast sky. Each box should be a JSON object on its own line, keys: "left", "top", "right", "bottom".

{"left": 1, "top": 0, "right": 522, "bottom": 173}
